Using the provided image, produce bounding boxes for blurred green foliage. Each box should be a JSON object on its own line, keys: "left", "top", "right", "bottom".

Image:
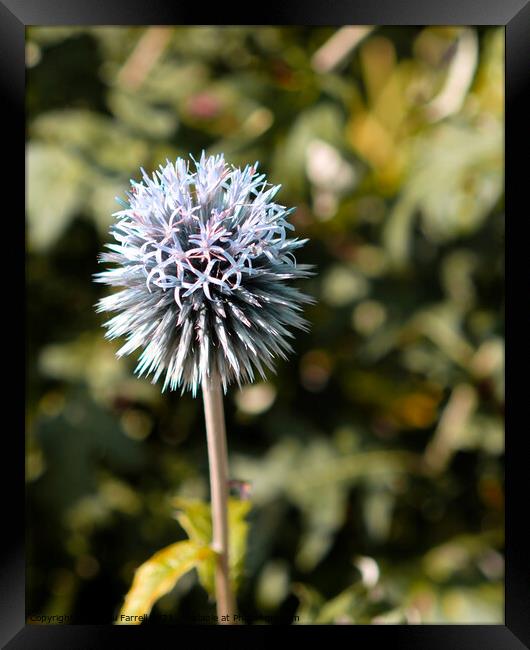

{"left": 26, "top": 26, "right": 504, "bottom": 624}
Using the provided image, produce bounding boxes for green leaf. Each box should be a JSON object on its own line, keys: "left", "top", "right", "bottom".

{"left": 31, "top": 109, "right": 148, "bottom": 173}
{"left": 117, "top": 540, "right": 213, "bottom": 624}
{"left": 315, "top": 584, "right": 365, "bottom": 624}
{"left": 173, "top": 498, "right": 215, "bottom": 595}
{"left": 293, "top": 582, "right": 368, "bottom": 624}
{"left": 173, "top": 498, "right": 212, "bottom": 544}
{"left": 107, "top": 89, "right": 178, "bottom": 139}
{"left": 171, "top": 497, "right": 252, "bottom": 596}
{"left": 383, "top": 122, "right": 503, "bottom": 266}
{"left": 228, "top": 499, "right": 252, "bottom": 591}
{"left": 26, "top": 143, "right": 89, "bottom": 251}
{"left": 292, "top": 583, "right": 325, "bottom": 624}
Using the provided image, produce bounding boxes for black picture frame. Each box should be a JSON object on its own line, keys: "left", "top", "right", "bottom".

{"left": 9, "top": 1, "right": 525, "bottom": 647}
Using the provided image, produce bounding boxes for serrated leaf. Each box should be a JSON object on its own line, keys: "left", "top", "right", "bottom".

{"left": 117, "top": 540, "right": 213, "bottom": 623}
{"left": 171, "top": 497, "right": 252, "bottom": 596}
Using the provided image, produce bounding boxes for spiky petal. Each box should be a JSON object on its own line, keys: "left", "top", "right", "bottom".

{"left": 95, "top": 152, "right": 314, "bottom": 395}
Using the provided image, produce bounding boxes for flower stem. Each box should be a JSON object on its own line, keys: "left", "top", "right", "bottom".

{"left": 202, "top": 369, "right": 235, "bottom": 624}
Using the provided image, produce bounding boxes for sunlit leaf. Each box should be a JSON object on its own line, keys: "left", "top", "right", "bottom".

{"left": 172, "top": 498, "right": 215, "bottom": 595}
{"left": 228, "top": 499, "right": 252, "bottom": 590}
{"left": 117, "top": 540, "right": 214, "bottom": 623}
{"left": 171, "top": 497, "right": 252, "bottom": 596}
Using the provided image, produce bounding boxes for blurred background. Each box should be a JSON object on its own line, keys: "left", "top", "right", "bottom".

{"left": 26, "top": 26, "right": 504, "bottom": 624}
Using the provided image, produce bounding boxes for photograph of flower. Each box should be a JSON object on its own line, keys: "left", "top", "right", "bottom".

{"left": 26, "top": 26, "right": 504, "bottom": 625}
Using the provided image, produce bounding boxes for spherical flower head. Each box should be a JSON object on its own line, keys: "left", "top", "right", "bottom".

{"left": 95, "top": 152, "right": 314, "bottom": 395}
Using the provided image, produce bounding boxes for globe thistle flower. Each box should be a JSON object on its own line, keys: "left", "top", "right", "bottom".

{"left": 95, "top": 152, "right": 314, "bottom": 395}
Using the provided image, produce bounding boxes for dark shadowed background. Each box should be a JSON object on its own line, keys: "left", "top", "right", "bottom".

{"left": 26, "top": 26, "right": 504, "bottom": 624}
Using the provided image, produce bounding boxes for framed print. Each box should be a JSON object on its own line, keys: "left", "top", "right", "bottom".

{"left": 6, "top": 0, "right": 527, "bottom": 647}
